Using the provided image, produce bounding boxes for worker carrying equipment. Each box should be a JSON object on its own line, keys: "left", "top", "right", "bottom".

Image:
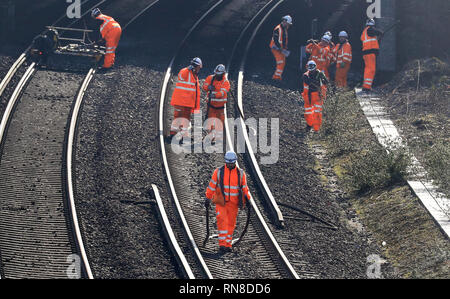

{"left": 306, "top": 35, "right": 333, "bottom": 80}
{"left": 91, "top": 8, "right": 122, "bottom": 69}
{"left": 169, "top": 58, "right": 202, "bottom": 141}
{"left": 269, "top": 15, "right": 292, "bottom": 81}
{"left": 333, "top": 31, "right": 352, "bottom": 88}
{"left": 205, "top": 151, "right": 251, "bottom": 254}
{"left": 302, "top": 60, "right": 329, "bottom": 132}
{"left": 361, "top": 18, "right": 383, "bottom": 91}
{"left": 202, "top": 64, "right": 230, "bottom": 144}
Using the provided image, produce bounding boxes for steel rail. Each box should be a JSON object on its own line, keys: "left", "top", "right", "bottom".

{"left": 222, "top": 0, "right": 299, "bottom": 279}
{"left": 66, "top": 68, "right": 96, "bottom": 279}
{"left": 235, "top": 0, "right": 286, "bottom": 228}
{"left": 158, "top": 0, "right": 227, "bottom": 280}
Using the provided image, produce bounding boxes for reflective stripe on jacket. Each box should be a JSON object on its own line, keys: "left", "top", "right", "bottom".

{"left": 361, "top": 26, "right": 380, "bottom": 52}
{"left": 206, "top": 166, "right": 250, "bottom": 204}
{"left": 96, "top": 14, "right": 121, "bottom": 39}
{"left": 269, "top": 24, "right": 288, "bottom": 49}
{"left": 334, "top": 42, "right": 352, "bottom": 64}
{"left": 170, "top": 67, "right": 200, "bottom": 109}
{"left": 202, "top": 75, "right": 231, "bottom": 108}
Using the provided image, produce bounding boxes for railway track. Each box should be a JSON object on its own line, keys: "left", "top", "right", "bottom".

{"left": 0, "top": 0, "right": 162, "bottom": 279}
{"left": 157, "top": 0, "right": 316, "bottom": 279}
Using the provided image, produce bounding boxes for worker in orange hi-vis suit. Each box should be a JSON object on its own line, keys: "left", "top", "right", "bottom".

{"left": 205, "top": 151, "right": 250, "bottom": 254}
{"left": 91, "top": 8, "right": 122, "bottom": 69}
{"left": 202, "top": 64, "right": 230, "bottom": 144}
{"left": 302, "top": 61, "right": 329, "bottom": 132}
{"left": 361, "top": 18, "right": 383, "bottom": 92}
{"left": 334, "top": 31, "right": 352, "bottom": 88}
{"left": 168, "top": 57, "right": 202, "bottom": 143}
{"left": 306, "top": 35, "right": 332, "bottom": 80}
{"left": 269, "top": 15, "right": 293, "bottom": 81}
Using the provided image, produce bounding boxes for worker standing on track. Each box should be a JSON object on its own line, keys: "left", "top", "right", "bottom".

{"left": 91, "top": 8, "right": 122, "bottom": 69}
{"left": 361, "top": 18, "right": 383, "bottom": 92}
{"left": 202, "top": 64, "right": 230, "bottom": 145}
{"left": 334, "top": 31, "right": 352, "bottom": 88}
{"left": 168, "top": 57, "right": 202, "bottom": 143}
{"left": 269, "top": 15, "right": 293, "bottom": 81}
{"left": 302, "top": 61, "right": 328, "bottom": 132}
{"left": 205, "top": 151, "right": 250, "bottom": 254}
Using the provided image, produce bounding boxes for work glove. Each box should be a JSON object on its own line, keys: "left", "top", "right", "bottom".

{"left": 204, "top": 198, "right": 210, "bottom": 209}
{"left": 281, "top": 49, "right": 291, "bottom": 57}
{"left": 271, "top": 45, "right": 280, "bottom": 51}
{"left": 208, "top": 85, "right": 215, "bottom": 91}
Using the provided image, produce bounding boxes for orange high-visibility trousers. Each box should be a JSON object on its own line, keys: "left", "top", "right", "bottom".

{"left": 304, "top": 91, "right": 323, "bottom": 131}
{"left": 103, "top": 27, "right": 122, "bottom": 68}
{"left": 363, "top": 53, "right": 376, "bottom": 90}
{"left": 335, "top": 63, "right": 351, "bottom": 88}
{"left": 205, "top": 107, "right": 224, "bottom": 141}
{"left": 215, "top": 201, "right": 238, "bottom": 248}
{"left": 170, "top": 105, "right": 192, "bottom": 137}
{"left": 271, "top": 48, "right": 286, "bottom": 80}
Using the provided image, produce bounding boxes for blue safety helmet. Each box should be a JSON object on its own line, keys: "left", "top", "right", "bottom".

{"left": 224, "top": 151, "right": 237, "bottom": 164}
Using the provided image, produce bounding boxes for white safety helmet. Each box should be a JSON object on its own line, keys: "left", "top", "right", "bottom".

{"left": 91, "top": 8, "right": 101, "bottom": 19}
{"left": 366, "top": 18, "right": 375, "bottom": 26}
{"left": 190, "top": 57, "right": 203, "bottom": 68}
{"left": 321, "top": 35, "right": 331, "bottom": 43}
{"left": 324, "top": 31, "right": 332, "bottom": 38}
{"left": 339, "top": 31, "right": 348, "bottom": 38}
{"left": 307, "top": 60, "right": 317, "bottom": 71}
{"left": 224, "top": 151, "right": 237, "bottom": 164}
{"left": 214, "top": 64, "right": 226, "bottom": 75}
{"left": 282, "top": 15, "right": 293, "bottom": 25}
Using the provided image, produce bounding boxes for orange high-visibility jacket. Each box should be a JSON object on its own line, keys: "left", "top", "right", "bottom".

{"left": 334, "top": 42, "right": 352, "bottom": 64}
{"left": 95, "top": 14, "right": 121, "bottom": 39}
{"left": 202, "top": 75, "right": 231, "bottom": 108}
{"left": 270, "top": 24, "right": 288, "bottom": 50}
{"left": 307, "top": 43, "right": 331, "bottom": 71}
{"left": 206, "top": 166, "right": 251, "bottom": 205}
{"left": 170, "top": 67, "right": 200, "bottom": 109}
{"left": 361, "top": 26, "right": 380, "bottom": 51}
{"left": 306, "top": 42, "right": 321, "bottom": 64}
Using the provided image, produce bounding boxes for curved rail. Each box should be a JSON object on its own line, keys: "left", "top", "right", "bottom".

{"left": 222, "top": 0, "right": 299, "bottom": 278}
{"left": 158, "top": 0, "right": 226, "bottom": 279}
{"left": 66, "top": 68, "right": 96, "bottom": 279}
{"left": 235, "top": 0, "right": 285, "bottom": 227}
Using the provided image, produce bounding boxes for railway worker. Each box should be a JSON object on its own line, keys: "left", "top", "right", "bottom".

{"left": 334, "top": 31, "right": 352, "bottom": 88}
{"left": 205, "top": 151, "right": 250, "bottom": 254}
{"left": 306, "top": 35, "right": 332, "bottom": 80}
{"left": 361, "top": 18, "right": 383, "bottom": 92}
{"left": 91, "top": 8, "right": 122, "bottom": 69}
{"left": 302, "top": 60, "right": 328, "bottom": 132}
{"left": 269, "top": 15, "right": 293, "bottom": 81}
{"left": 168, "top": 57, "right": 202, "bottom": 143}
{"left": 202, "top": 64, "right": 230, "bottom": 144}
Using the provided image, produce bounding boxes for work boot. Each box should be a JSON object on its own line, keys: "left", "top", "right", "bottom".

{"left": 218, "top": 246, "right": 228, "bottom": 255}
{"left": 306, "top": 124, "right": 312, "bottom": 131}
{"left": 165, "top": 134, "right": 174, "bottom": 144}
{"left": 362, "top": 88, "right": 371, "bottom": 93}
{"left": 225, "top": 247, "right": 232, "bottom": 253}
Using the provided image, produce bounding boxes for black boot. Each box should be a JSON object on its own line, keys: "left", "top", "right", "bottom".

{"left": 218, "top": 246, "right": 228, "bottom": 255}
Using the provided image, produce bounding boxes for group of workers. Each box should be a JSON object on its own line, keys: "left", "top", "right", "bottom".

{"left": 270, "top": 15, "right": 383, "bottom": 132}
{"left": 87, "top": 8, "right": 384, "bottom": 253}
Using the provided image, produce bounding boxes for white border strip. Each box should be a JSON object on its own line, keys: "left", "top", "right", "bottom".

{"left": 356, "top": 88, "right": 450, "bottom": 238}
{"left": 67, "top": 68, "right": 95, "bottom": 279}
{"left": 151, "top": 184, "right": 195, "bottom": 279}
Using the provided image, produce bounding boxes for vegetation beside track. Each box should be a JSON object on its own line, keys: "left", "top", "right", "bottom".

{"left": 313, "top": 88, "right": 450, "bottom": 278}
